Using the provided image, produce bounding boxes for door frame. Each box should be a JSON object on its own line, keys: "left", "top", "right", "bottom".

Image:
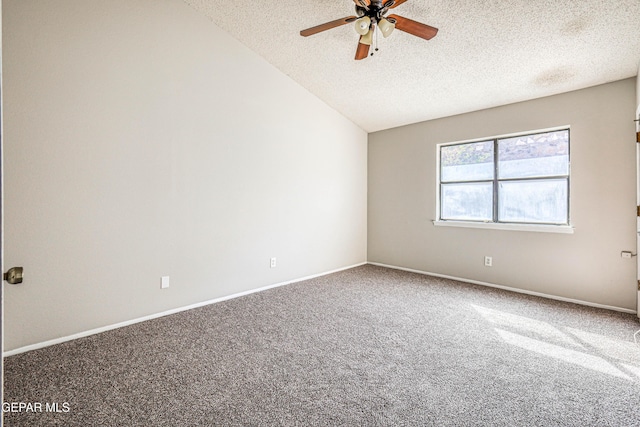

{"left": 636, "top": 104, "right": 640, "bottom": 319}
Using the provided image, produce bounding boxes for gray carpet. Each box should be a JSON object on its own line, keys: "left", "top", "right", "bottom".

{"left": 4, "top": 264, "right": 640, "bottom": 426}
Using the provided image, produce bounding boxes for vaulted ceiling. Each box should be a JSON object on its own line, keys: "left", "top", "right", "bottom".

{"left": 184, "top": 0, "right": 640, "bottom": 132}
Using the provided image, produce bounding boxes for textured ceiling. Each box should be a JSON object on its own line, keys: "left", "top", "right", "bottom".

{"left": 183, "top": 0, "right": 640, "bottom": 132}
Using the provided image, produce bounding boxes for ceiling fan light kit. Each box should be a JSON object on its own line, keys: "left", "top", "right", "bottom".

{"left": 360, "top": 28, "right": 374, "bottom": 45}
{"left": 378, "top": 18, "right": 395, "bottom": 38}
{"left": 355, "top": 16, "right": 371, "bottom": 35}
{"left": 300, "top": 0, "right": 438, "bottom": 60}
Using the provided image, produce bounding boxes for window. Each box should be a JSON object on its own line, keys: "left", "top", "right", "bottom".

{"left": 437, "top": 129, "right": 570, "bottom": 227}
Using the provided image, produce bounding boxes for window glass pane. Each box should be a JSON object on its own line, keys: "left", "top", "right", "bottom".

{"left": 498, "top": 179, "right": 568, "bottom": 224}
{"left": 441, "top": 182, "right": 493, "bottom": 221}
{"left": 441, "top": 141, "right": 494, "bottom": 182}
{"left": 498, "top": 130, "right": 569, "bottom": 179}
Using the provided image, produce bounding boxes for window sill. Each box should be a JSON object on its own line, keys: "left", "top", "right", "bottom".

{"left": 432, "top": 220, "right": 574, "bottom": 234}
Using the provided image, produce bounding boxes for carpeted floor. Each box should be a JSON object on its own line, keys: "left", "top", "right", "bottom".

{"left": 4, "top": 265, "right": 640, "bottom": 426}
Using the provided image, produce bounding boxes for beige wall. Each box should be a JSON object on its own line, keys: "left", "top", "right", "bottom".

{"left": 2, "top": 0, "right": 367, "bottom": 351}
{"left": 369, "top": 79, "right": 637, "bottom": 311}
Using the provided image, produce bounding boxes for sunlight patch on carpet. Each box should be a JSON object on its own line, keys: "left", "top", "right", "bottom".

{"left": 495, "top": 328, "right": 632, "bottom": 381}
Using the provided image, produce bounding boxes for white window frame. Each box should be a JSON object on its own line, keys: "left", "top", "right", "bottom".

{"left": 434, "top": 126, "right": 574, "bottom": 234}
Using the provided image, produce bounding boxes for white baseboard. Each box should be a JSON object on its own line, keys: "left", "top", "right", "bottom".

{"left": 368, "top": 262, "right": 638, "bottom": 315}
{"left": 4, "top": 262, "right": 367, "bottom": 357}
{"left": 7, "top": 260, "right": 634, "bottom": 357}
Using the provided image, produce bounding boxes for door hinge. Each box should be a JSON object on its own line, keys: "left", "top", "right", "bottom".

{"left": 637, "top": 206, "right": 640, "bottom": 217}
{"left": 638, "top": 280, "right": 640, "bottom": 291}
{"left": 637, "top": 132, "right": 640, "bottom": 143}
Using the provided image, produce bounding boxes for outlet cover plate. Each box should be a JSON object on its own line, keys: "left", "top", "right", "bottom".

{"left": 161, "top": 276, "right": 170, "bottom": 289}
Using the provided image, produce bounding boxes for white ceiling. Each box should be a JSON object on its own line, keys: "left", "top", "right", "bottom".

{"left": 184, "top": 0, "right": 640, "bottom": 132}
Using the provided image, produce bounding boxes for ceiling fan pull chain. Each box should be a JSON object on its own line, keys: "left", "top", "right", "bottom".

{"left": 371, "top": 24, "right": 378, "bottom": 56}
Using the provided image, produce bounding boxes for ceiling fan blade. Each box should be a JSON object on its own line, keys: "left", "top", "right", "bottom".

{"left": 300, "top": 16, "right": 357, "bottom": 37}
{"left": 352, "top": 0, "right": 371, "bottom": 8}
{"left": 387, "top": 14, "right": 438, "bottom": 40}
{"left": 389, "top": 0, "right": 408, "bottom": 8}
{"left": 355, "top": 39, "right": 370, "bottom": 60}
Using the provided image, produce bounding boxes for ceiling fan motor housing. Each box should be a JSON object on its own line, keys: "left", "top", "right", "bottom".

{"left": 355, "top": 0, "right": 395, "bottom": 23}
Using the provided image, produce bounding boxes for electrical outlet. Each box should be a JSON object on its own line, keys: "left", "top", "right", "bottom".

{"left": 161, "top": 276, "right": 170, "bottom": 289}
{"left": 621, "top": 251, "right": 633, "bottom": 259}
{"left": 484, "top": 256, "right": 492, "bottom": 267}
{"left": 270, "top": 257, "right": 277, "bottom": 268}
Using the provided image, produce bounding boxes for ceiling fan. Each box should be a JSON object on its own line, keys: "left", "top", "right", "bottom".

{"left": 300, "top": 0, "right": 438, "bottom": 60}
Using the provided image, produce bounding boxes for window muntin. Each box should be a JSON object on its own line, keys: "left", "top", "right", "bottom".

{"left": 438, "top": 129, "right": 569, "bottom": 226}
